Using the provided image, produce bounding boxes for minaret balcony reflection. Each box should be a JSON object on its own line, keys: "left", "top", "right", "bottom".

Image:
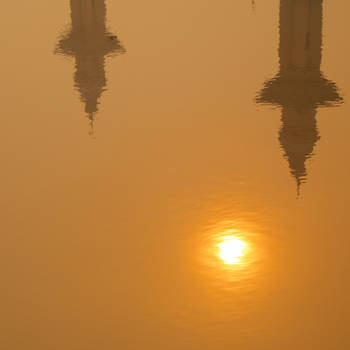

{"left": 55, "top": 0, "right": 126, "bottom": 134}
{"left": 256, "top": 0, "right": 342, "bottom": 195}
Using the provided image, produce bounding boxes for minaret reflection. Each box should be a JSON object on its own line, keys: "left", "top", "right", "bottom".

{"left": 56, "top": 0, "right": 126, "bottom": 134}
{"left": 257, "top": 0, "right": 342, "bottom": 195}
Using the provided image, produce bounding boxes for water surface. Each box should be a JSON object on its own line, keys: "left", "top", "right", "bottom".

{"left": 1, "top": 0, "right": 350, "bottom": 348}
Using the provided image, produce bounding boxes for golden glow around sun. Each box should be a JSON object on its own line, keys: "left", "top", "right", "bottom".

{"left": 198, "top": 221, "right": 259, "bottom": 283}
{"left": 218, "top": 236, "right": 247, "bottom": 265}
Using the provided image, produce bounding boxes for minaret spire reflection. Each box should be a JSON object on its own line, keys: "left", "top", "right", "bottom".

{"left": 257, "top": 0, "right": 342, "bottom": 195}
{"left": 56, "top": 0, "right": 126, "bottom": 134}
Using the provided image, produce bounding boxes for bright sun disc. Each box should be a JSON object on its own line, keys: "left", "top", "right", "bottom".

{"left": 218, "top": 237, "right": 247, "bottom": 264}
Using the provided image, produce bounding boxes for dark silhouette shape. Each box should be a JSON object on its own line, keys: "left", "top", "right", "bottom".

{"left": 256, "top": 0, "right": 342, "bottom": 195}
{"left": 56, "top": 0, "right": 126, "bottom": 134}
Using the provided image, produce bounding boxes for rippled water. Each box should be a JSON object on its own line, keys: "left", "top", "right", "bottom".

{"left": 1, "top": 0, "right": 350, "bottom": 349}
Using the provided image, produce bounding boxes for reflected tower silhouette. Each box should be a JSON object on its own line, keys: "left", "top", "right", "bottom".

{"left": 56, "top": 0, "right": 126, "bottom": 134}
{"left": 257, "top": 0, "right": 342, "bottom": 195}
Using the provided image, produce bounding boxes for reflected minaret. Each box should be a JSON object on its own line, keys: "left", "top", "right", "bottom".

{"left": 257, "top": 0, "right": 342, "bottom": 195}
{"left": 56, "top": 0, "right": 126, "bottom": 134}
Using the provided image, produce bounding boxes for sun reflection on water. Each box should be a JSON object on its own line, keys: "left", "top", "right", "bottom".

{"left": 197, "top": 221, "right": 261, "bottom": 287}
{"left": 217, "top": 235, "right": 247, "bottom": 265}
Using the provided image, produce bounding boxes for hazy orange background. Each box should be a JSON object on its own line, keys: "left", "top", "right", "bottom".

{"left": 0, "top": 1, "right": 349, "bottom": 349}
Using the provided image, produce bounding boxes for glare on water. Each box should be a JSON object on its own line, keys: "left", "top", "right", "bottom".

{"left": 1, "top": 0, "right": 350, "bottom": 349}
{"left": 217, "top": 235, "right": 247, "bottom": 265}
